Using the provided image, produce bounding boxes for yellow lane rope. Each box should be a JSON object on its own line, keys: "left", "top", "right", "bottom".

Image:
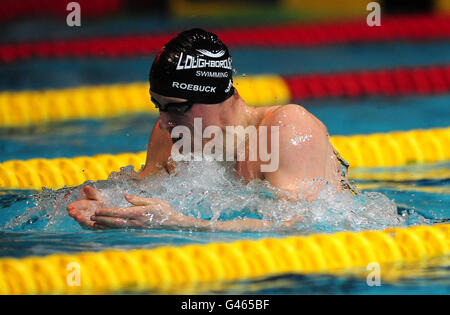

{"left": 0, "top": 223, "right": 448, "bottom": 294}
{"left": 0, "top": 76, "right": 291, "bottom": 128}
{"left": 357, "top": 183, "right": 450, "bottom": 195}
{"left": 349, "top": 167, "right": 450, "bottom": 182}
{"left": 330, "top": 127, "right": 450, "bottom": 168}
{"left": 0, "top": 127, "right": 448, "bottom": 190}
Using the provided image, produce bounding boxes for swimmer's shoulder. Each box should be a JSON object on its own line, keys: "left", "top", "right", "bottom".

{"left": 259, "top": 104, "right": 330, "bottom": 145}
{"left": 260, "top": 103, "right": 315, "bottom": 127}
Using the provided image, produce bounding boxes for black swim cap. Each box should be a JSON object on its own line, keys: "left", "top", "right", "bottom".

{"left": 149, "top": 28, "right": 234, "bottom": 104}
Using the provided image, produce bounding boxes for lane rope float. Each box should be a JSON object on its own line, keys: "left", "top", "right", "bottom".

{"left": 1, "top": 66, "right": 449, "bottom": 128}
{"left": 0, "top": 223, "right": 448, "bottom": 294}
{"left": 1, "top": 14, "right": 449, "bottom": 62}
{"left": 0, "top": 127, "right": 448, "bottom": 190}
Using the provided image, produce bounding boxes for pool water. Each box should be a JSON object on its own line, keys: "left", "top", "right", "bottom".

{"left": 1, "top": 16, "right": 450, "bottom": 293}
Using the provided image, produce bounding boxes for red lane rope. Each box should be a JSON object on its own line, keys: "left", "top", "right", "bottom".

{"left": 1, "top": 14, "right": 450, "bottom": 62}
{"left": 0, "top": 0, "right": 124, "bottom": 22}
{"left": 283, "top": 65, "right": 450, "bottom": 100}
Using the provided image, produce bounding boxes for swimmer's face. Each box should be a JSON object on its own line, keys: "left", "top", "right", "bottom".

{"left": 150, "top": 91, "right": 222, "bottom": 136}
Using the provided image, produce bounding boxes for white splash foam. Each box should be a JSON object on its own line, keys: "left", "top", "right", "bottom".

{"left": 3, "top": 160, "right": 429, "bottom": 233}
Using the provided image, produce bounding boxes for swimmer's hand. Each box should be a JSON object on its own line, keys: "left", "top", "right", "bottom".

{"left": 67, "top": 186, "right": 105, "bottom": 229}
{"left": 91, "top": 194, "right": 303, "bottom": 232}
{"left": 91, "top": 195, "right": 183, "bottom": 229}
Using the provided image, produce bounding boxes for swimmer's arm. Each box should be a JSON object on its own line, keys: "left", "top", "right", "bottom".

{"left": 137, "top": 119, "right": 175, "bottom": 179}
{"left": 92, "top": 195, "right": 300, "bottom": 232}
{"left": 94, "top": 212, "right": 298, "bottom": 232}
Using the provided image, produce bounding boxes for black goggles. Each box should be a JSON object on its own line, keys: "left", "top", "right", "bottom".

{"left": 151, "top": 97, "right": 194, "bottom": 114}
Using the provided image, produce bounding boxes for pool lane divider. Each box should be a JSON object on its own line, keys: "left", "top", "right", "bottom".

{"left": 283, "top": 65, "right": 450, "bottom": 100}
{"left": 1, "top": 65, "right": 450, "bottom": 128}
{"left": 349, "top": 167, "right": 450, "bottom": 183}
{"left": 0, "top": 127, "right": 448, "bottom": 190}
{"left": 0, "top": 75, "right": 290, "bottom": 128}
{"left": 0, "top": 223, "right": 448, "bottom": 294}
{"left": 1, "top": 14, "right": 450, "bottom": 62}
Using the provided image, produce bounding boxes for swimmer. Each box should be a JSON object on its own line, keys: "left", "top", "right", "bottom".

{"left": 67, "top": 28, "right": 355, "bottom": 232}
